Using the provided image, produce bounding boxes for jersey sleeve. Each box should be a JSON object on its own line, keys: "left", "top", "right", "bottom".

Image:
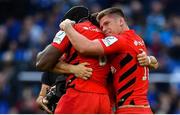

{"left": 51, "top": 30, "right": 70, "bottom": 53}
{"left": 98, "top": 35, "right": 120, "bottom": 54}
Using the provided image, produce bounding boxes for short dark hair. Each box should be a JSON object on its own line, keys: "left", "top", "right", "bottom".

{"left": 89, "top": 12, "right": 99, "bottom": 27}
{"left": 62, "top": 6, "right": 89, "bottom": 23}
{"left": 97, "top": 7, "right": 125, "bottom": 22}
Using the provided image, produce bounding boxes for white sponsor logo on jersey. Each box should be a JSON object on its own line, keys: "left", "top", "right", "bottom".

{"left": 53, "top": 30, "right": 66, "bottom": 44}
{"left": 134, "top": 40, "right": 145, "bottom": 46}
{"left": 102, "top": 36, "right": 118, "bottom": 47}
{"left": 83, "top": 26, "right": 101, "bottom": 32}
{"left": 83, "top": 27, "right": 89, "bottom": 30}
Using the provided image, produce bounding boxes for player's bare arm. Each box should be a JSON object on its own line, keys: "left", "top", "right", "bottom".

{"left": 36, "top": 44, "right": 62, "bottom": 71}
{"left": 53, "top": 61, "right": 92, "bottom": 80}
{"left": 60, "top": 19, "right": 104, "bottom": 56}
{"left": 137, "top": 50, "right": 159, "bottom": 69}
{"left": 36, "top": 84, "right": 53, "bottom": 114}
{"left": 36, "top": 44, "right": 93, "bottom": 80}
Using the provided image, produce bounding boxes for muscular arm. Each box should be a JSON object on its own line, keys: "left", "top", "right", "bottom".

{"left": 36, "top": 44, "right": 92, "bottom": 78}
{"left": 52, "top": 61, "right": 92, "bottom": 79}
{"left": 60, "top": 19, "right": 104, "bottom": 56}
{"left": 52, "top": 61, "right": 74, "bottom": 74}
{"left": 36, "top": 44, "right": 62, "bottom": 71}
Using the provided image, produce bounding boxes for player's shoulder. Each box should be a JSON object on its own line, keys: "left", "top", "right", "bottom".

{"left": 53, "top": 30, "right": 67, "bottom": 44}
{"left": 74, "top": 21, "right": 91, "bottom": 32}
{"left": 102, "top": 35, "right": 119, "bottom": 47}
{"left": 74, "top": 21, "right": 91, "bottom": 28}
{"left": 75, "top": 21, "right": 102, "bottom": 34}
{"left": 113, "top": 30, "right": 135, "bottom": 41}
{"left": 104, "top": 34, "right": 121, "bottom": 42}
{"left": 122, "top": 29, "right": 136, "bottom": 38}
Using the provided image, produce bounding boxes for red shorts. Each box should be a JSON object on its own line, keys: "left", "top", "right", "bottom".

{"left": 116, "top": 107, "right": 153, "bottom": 114}
{"left": 54, "top": 88, "right": 112, "bottom": 114}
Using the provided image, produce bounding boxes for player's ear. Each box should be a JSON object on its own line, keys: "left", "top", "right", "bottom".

{"left": 119, "top": 17, "right": 124, "bottom": 26}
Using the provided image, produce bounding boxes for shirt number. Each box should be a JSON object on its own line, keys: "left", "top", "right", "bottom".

{"left": 142, "top": 67, "right": 149, "bottom": 81}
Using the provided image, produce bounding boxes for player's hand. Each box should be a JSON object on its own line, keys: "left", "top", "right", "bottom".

{"left": 71, "top": 62, "right": 93, "bottom": 80}
{"left": 137, "top": 49, "right": 150, "bottom": 66}
{"left": 60, "top": 19, "right": 76, "bottom": 31}
{"left": 36, "top": 96, "right": 53, "bottom": 114}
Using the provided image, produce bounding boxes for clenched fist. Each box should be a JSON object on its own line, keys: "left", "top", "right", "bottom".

{"left": 59, "top": 19, "right": 76, "bottom": 31}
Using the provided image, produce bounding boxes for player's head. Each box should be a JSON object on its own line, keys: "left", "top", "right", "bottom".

{"left": 88, "top": 12, "right": 99, "bottom": 27}
{"left": 62, "top": 6, "right": 90, "bottom": 23}
{"left": 62, "top": 6, "right": 100, "bottom": 28}
{"left": 97, "top": 7, "right": 128, "bottom": 35}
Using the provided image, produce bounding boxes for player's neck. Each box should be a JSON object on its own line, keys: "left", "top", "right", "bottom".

{"left": 118, "top": 25, "right": 129, "bottom": 34}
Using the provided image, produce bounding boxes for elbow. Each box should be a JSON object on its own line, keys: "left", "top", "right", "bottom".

{"left": 78, "top": 48, "right": 87, "bottom": 54}
{"left": 36, "top": 60, "right": 57, "bottom": 71}
{"left": 36, "top": 63, "right": 52, "bottom": 71}
{"left": 35, "top": 53, "right": 54, "bottom": 71}
{"left": 72, "top": 43, "right": 86, "bottom": 54}
{"left": 36, "top": 52, "right": 45, "bottom": 70}
{"left": 76, "top": 44, "right": 90, "bottom": 54}
{"left": 78, "top": 47, "right": 91, "bottom": 55}
{"left": 36, "top": 61, "right": 42, "bottom": 70}
{"left": 36, "top": 61, "right": 46, "bottom": 71}
{"left": 36, "top": 59, "right": 51, "bottom": 71}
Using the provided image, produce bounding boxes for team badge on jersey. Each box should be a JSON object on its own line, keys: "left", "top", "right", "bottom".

{"left": 53, "top": 30, "right": 66, "bottom": 44}
{"left": 102, "top": 36, "right": 118, "bottom": 47}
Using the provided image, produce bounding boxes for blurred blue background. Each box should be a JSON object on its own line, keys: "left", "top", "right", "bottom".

{"left": 0, "top": 0, "right": 179, "bottom": 114}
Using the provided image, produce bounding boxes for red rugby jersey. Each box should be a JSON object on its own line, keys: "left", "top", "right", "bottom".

{"left": 99, "top": 30, "right": 150, "bottom": 106}
{"left": 51, "top": 21, "right": 110, "bottom": 94}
